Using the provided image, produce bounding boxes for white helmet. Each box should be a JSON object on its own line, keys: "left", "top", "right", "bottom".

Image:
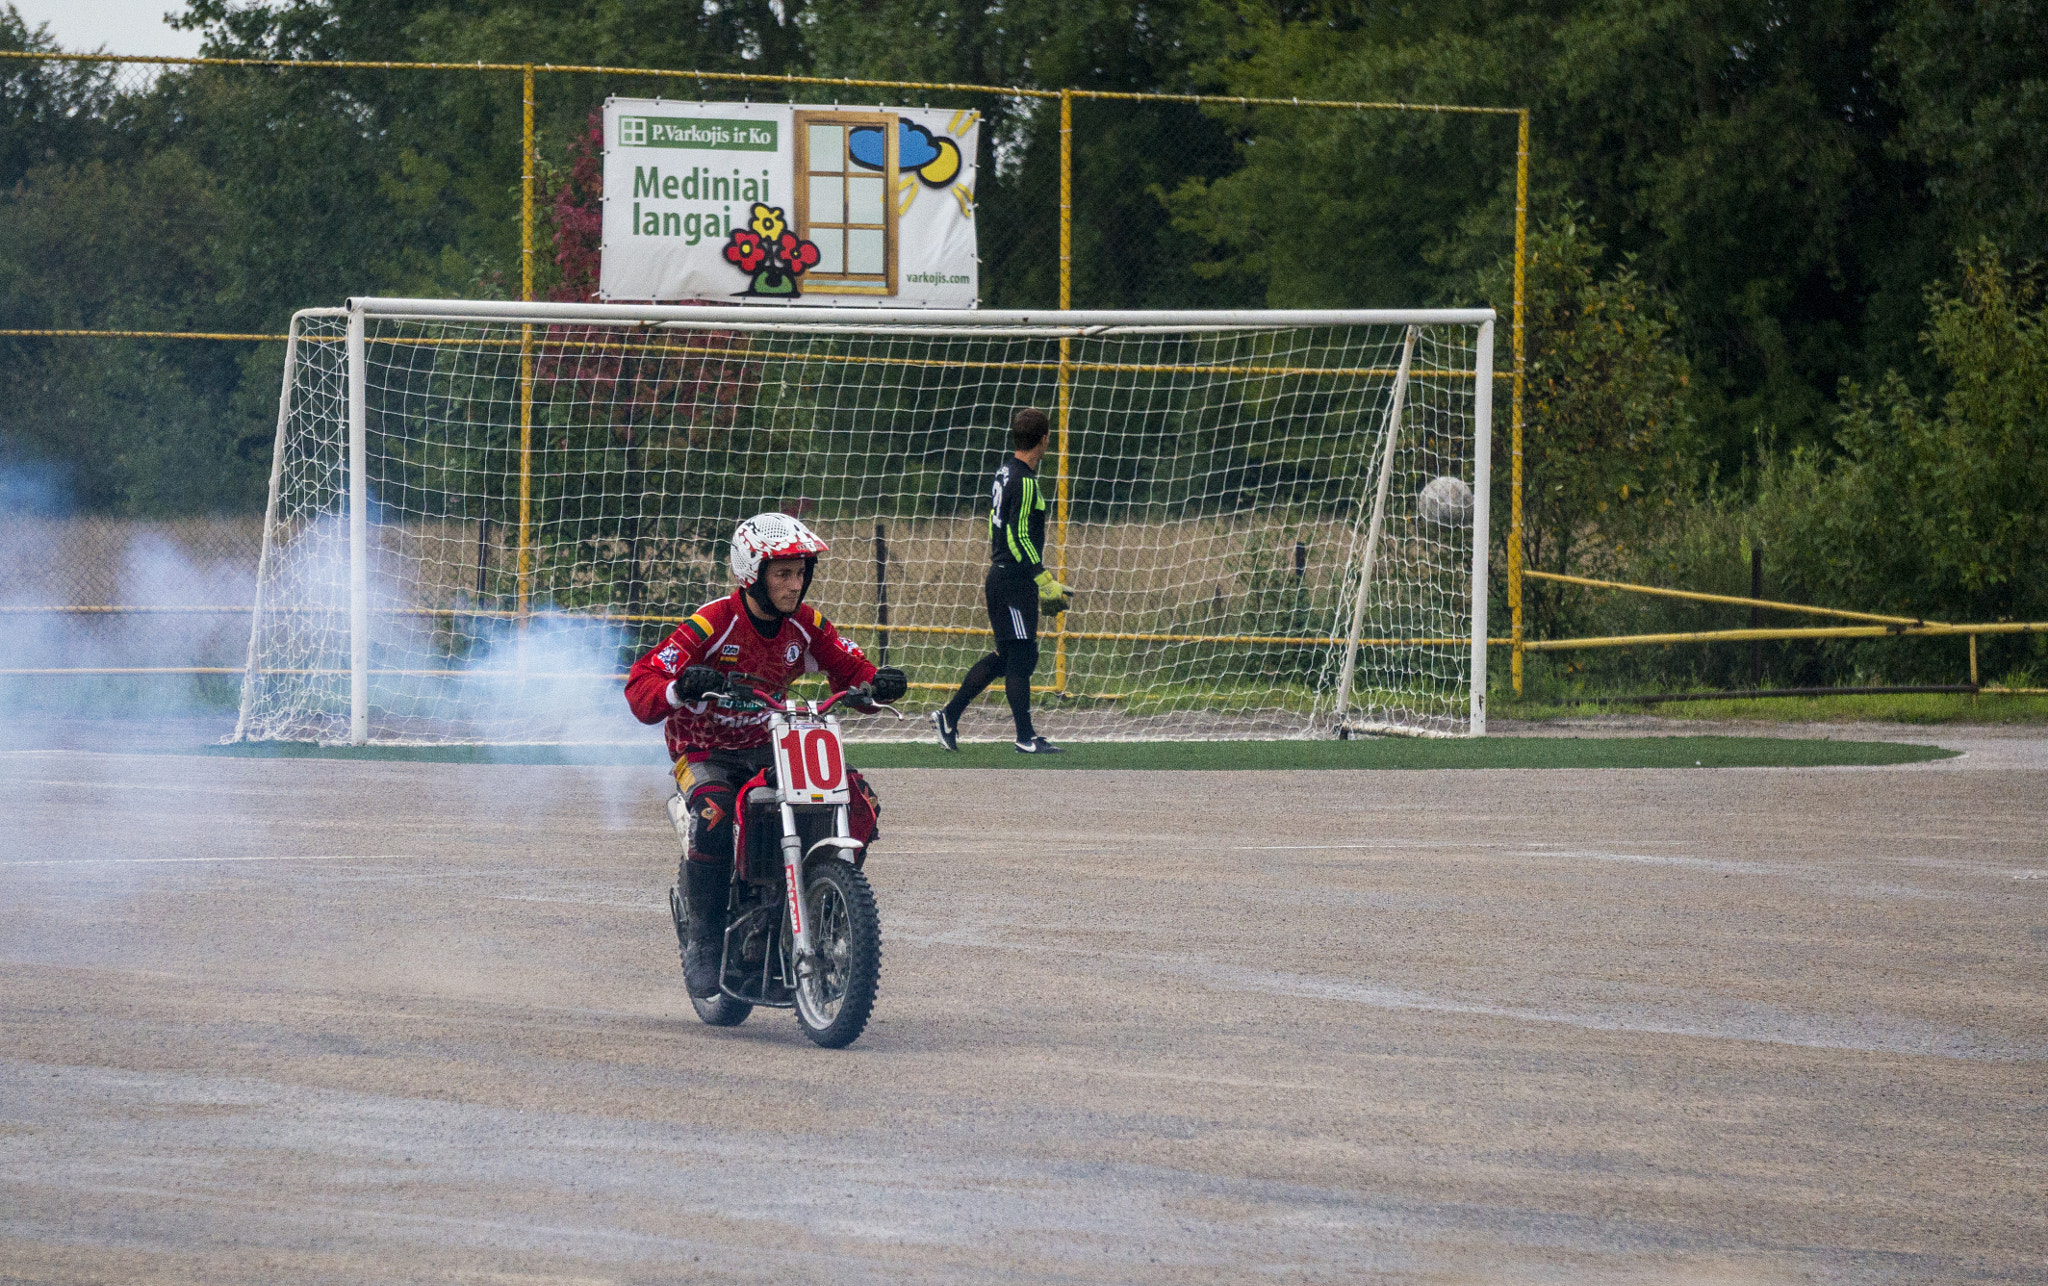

{"left": 730, "top": 511, "right": 830, "bottom": 587}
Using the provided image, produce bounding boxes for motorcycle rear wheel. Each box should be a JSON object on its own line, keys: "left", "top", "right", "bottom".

{"left": 692, "top": 991, "right": 752, "bottom": 1027}
{"left": 793, "top": 859, "right": 881, "bottom": 1049}
{"left": 673, "top": 883, "right": 752, "bottom": 1027}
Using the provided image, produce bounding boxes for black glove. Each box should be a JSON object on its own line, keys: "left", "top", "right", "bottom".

{"left": 674, "top": 665, "right": 725, "bottom": 702}
{"left": 867, "top": 666, "right": 908, "bottom": 703}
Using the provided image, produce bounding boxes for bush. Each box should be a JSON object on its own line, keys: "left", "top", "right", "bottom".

{"left": 1540, "top": 242, "right": 2048, "bottom": 693}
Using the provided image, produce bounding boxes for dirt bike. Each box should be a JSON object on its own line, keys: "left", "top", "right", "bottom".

{"left": 666, "top": 676, "right": 896, "bottom": 1049}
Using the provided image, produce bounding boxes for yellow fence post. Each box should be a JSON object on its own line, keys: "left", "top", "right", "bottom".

{"left": 522, "top": 64, "right": 536, "bottom": 303}
{"left": 517, "top": 64, "right": 536, "bottom": 627}
{"left": 1054, "top": 87, "right": 1073, "bottom": 695}
{"left": 1509, "top": 108, "right": 1528, "bottom": 696}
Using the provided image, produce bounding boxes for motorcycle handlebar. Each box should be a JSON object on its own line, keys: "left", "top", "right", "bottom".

{"left": 720, "top": 676, "right": 877, "bottom": 715}
{"left": 818, "top": 685, "right": 875, "bottom": 715}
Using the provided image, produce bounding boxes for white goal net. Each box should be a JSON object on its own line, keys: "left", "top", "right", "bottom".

{"left": 235, "top": 299, "right": 1492, "bottom": 745}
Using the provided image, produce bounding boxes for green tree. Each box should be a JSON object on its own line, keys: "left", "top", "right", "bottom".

{"left": 0, "top": 146, "right": 275, "bottom": 512}
{"left": 1481, "top": 211, "right": 1695, "bottom": 641}
{"left": 1162, "top": 0, "right": 1946, "bottom": 473}
{"left": 1, "top": 4, "right": 119, "bottom": 187}
{"left": 1808, "top": 243, "right": 2048, "bottom": 626}
{"left": 1881, "top": 0, "right": 2048, "bottom": 254}
{"left": 1163, "top": 0, "right": 1535, "bottom": 309}
{"left": 802, "top": 0, "right": 1240, "bottom": 306}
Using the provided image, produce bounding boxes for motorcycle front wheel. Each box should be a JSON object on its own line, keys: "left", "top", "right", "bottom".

{"left": 793, "top": 858, "right": 881, "bottom": 1049}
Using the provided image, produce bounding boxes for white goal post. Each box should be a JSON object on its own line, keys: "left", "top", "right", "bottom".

{"left": 235, "top": 298, "right": 1492, "bottom": 745}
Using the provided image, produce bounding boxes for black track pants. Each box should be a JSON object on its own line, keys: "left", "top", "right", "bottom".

{"left": 942, "top": 637, "right": 1039, "bottom": 742}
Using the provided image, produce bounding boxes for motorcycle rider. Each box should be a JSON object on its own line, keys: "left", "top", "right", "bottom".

{"left": 625, "top": 512, "right": 908, "bottom": 998}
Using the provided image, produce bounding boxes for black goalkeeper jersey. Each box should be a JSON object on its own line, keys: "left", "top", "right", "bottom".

{"left": 987, "top": 455, "right": 1048, "bottom": 579}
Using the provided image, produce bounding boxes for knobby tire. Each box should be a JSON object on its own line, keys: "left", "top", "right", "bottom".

{"left": 794, "top": 859, "right": 881, "bottom": 1049}
{"left": 675, "top": 872, "right": 751, "bottom": 1028}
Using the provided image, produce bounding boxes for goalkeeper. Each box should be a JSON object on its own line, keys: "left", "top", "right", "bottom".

{"left": 932, "top": 408, "right": 1068, "bottom": 754}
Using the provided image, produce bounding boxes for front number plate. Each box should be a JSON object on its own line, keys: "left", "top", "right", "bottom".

{"left": 773, "top": 720, "right": 851, "bottom": 805}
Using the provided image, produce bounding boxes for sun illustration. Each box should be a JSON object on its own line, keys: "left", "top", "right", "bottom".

{"left": 852, "top": 112, "right": 975, "bottom": 216}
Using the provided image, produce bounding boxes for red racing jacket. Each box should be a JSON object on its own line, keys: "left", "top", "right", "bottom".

{"left": 625, "top": 590, "right": 878, "bottom": 762}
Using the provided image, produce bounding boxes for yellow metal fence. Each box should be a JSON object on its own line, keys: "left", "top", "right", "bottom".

{"left": 0, "top": 48, "right": 1533, "bottom": 695}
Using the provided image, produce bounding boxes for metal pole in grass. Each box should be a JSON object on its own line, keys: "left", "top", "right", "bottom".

{"left": 235, "top": 311, "right": 307, "bottom": 743}
{"left": 1509, "top": 109, "right": 1529, "bottom": 697}
{"left": 1054, "top": 87, "right": 1073, "bottom": 695}
{"left": 518, "top": 65, "right": 536, "bottom": 638}
{"left": 522, "top": 65, "right": 534, "bottom": 306}
{"left": 875, "top": 521, "right": 890, "bottom": 668}
{"left": 1334, "top": 325, "right": 1417, "bottom": 727}
{"left": 347, "top": 306, "right": 370, "bottom": 745}
{"left": 1750, "top": 545, "right": 1763, "bottom": 687}
{"left": 1469, "top": 319, "right": 1494, "bottom": 736}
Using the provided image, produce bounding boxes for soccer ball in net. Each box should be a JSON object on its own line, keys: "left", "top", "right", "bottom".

{"left": 1417, "top": 475, "right": 1474, "bottom": 528}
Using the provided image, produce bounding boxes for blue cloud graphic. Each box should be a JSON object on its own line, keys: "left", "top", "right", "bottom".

{"left": 849, "top": 121, "right": 943, "bottom": 171}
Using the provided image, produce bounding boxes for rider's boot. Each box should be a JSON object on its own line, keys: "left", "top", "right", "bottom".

{"left": 681, "top": 857, "right": 731, "bottom": 998}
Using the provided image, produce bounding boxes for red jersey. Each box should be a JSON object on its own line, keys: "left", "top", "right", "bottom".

{"left": 625, "top": 590, "right": 878, "bottom": 761}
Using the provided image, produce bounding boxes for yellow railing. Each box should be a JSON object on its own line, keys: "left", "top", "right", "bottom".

{"left": 1520, "top": 570, "right": 1939, "bottom": 628}
{"left": 1522, "top": 622, "right": 2048, "bottom": 649}
{"left": 1519, "top": 568, "right": 2045, "bottom": 694}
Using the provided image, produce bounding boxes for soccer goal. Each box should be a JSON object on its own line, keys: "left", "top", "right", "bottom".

{"left": 234, "top": 298, "right": 1493, "bottom": 745}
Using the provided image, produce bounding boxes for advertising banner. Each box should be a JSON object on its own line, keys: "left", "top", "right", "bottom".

{"left": 599, "top": 98, "right": 979, "bottom": 307}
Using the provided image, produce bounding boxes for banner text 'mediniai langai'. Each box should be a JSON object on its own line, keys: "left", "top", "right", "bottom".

{"left": 630, "top": 166, "right": 773, "bottom": 246}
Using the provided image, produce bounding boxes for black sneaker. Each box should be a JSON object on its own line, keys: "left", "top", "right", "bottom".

{"left": 931, "top": 708, "right": 960, "bottom": 752}
{"left": 1015, "top": 735, "right": 1063, "bottom": 754}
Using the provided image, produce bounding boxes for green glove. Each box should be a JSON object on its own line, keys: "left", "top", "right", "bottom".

{"left": 1035, "top": 570, "right": 1073, "bottom": 615}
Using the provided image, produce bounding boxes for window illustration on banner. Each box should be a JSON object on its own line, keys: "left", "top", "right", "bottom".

{"left": 796, "top": 111, "right": 897, "bottom": 295}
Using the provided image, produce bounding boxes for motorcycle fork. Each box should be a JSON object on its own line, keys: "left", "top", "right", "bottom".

{"left": 781, "top": 800, "right": 815, "bottom": 977}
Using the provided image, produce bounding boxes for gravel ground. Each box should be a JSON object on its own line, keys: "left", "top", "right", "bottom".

{"left": 1, "top": 719, "right": 2043, "bottom": 1283}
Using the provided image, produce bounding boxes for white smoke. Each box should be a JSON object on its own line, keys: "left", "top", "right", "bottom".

{"left": 0, "top": 464, "right": 672, "bottom": 837}
{"left": 0, "top": 468, "right": 256, "bottom": 748}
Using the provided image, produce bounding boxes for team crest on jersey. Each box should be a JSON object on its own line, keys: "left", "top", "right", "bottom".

{"left": 783, "top": 641, "right": 802, "bottom": 666}
{"left": 656, "top": 643, "right": 681, "bottom": 670}
{"left": 838, "top": 636, "right": 864, "bottom": 658}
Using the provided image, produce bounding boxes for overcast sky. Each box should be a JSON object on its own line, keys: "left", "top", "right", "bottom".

{"left": 10, "top": 0, "right": 206, "bottom": 58}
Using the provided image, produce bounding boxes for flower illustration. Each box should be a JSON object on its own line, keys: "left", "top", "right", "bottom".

{"left": 723, "top": 204, "right": 822, "bottom": 297}
{"left": 723, "top": 229, "right": 767, "bottom": 273}
{"left": 780, "top": 233, "right": 821, "bottom": 275}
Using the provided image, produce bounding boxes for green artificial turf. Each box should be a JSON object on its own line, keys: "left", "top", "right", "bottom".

{"left": 195, "top": 735, "right": 1954, "bottom": 770}
{"left": 1506, "top": 690, "right": 2048, "bottom": 725}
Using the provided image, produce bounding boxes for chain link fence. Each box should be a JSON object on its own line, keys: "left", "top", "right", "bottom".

{"left": 0, "top": 50, "right": 1529, "bottom": 703}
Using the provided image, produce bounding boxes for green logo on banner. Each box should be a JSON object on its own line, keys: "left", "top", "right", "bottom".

{"left": 618, "top": 117, "right": 778, "bottom": 151}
